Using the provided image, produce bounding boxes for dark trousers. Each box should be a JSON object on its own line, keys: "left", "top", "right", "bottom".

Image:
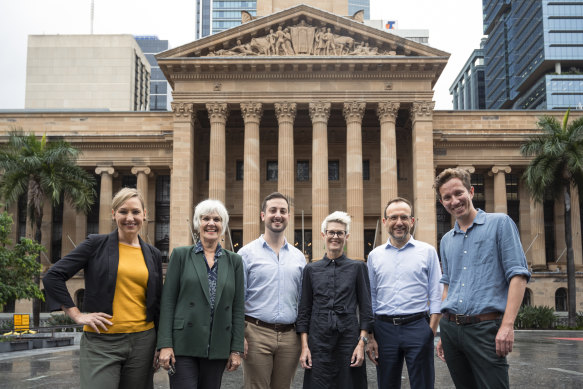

{"left": 80, "top": 328, "right": 156, "bottom": 389}
{"left": 169, "top": 356, "right": 228, "bottom": 389}
{"left": 440, "top": 317, "right": 509, "bottom": 389}
{"left": 374, "top": 316, "right": 434, "bottom": 389}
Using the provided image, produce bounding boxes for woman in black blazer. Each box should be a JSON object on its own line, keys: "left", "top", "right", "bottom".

{"left": 157, "top": 199, "right": 244, "bottom": 389}
{"left": 43, "top": 188, "right": 162, "bottom": 389}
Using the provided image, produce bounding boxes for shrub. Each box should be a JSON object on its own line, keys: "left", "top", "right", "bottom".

{"left": 46, "top": 313, "right": 77, "bottom": 331}
{"left": 516, "top": 305, "right": 556, "bottom": 329}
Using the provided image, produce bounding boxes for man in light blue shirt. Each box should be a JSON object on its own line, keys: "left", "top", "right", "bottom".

{"left": 238, "top": 192, "right": 306, "bottom": 389}
{"left": 366, "top": 197, "right": 443, "bottom": 389}
{"left": 434, "top": 168, "right": 530, "bottom": 389}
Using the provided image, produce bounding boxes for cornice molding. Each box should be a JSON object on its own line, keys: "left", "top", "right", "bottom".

{"left": 169, "top": 70, "right": 437, "bottom": 81}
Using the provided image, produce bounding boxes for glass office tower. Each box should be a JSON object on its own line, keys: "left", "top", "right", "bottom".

{"left": 483, "top": 0, "right": 583, "bottom": 109}
{"left": 135, "top": 36, "right": 170, "bottom": 111}
{"left": 195, "top": 0, "right": 257, "bottom": 39}
{"left": 348, "top": 0, "right": 370, "bottom": 19}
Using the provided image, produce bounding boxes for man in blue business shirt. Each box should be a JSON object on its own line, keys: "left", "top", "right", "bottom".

{"left": 434, "top": 168, "right": 530, "bottom": 389}
{"left": 238, "top": 192, "right": 306, "bottom": 389}
{"left": 366, "top": 197, "right": 443, "bottom": 389}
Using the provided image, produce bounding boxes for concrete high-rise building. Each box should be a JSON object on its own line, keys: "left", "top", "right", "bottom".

{"left": 135, "top": 36, "right": 170, "bottom": 111}
{"left": 25, "top": 35, "right": 150, "bottom": 111}
{"left": 482, "top": 0, "right": 583, "bottom": 109}
{"left": 449, "top": 39, "right": 486, "bottom": 110}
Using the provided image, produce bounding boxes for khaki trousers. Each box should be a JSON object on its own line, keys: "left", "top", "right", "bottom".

{"left": 243, "top": 321, "right": 301, "bottom": 389}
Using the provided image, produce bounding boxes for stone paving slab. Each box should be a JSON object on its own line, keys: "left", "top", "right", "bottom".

{"left": 0, "top": 331, "right": 582, "bottom": 388}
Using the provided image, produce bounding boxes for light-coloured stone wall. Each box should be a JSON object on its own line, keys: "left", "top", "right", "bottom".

{"left": 257, "top": 0, "right": 348, "bottom": 17}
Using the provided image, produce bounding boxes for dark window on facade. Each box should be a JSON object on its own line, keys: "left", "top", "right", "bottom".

{"left": 155, "top": 175, "right": 170, "bottom": 262}
{"left": 230, "top": 229, "right": 243, "bottom": 252}
{"left": 364, "top": 229, "right": 376, "bottom": 259}
{"left": 297, "top": 161, "right": 309, "bottom": 182}
{"left": 267, "top": 161, "right": 278, "bottom": 181}
{"left": 294, "top": 229, "right": 312, "bottom": 261}
{"left": 51, "top": 197, "right": 64, "bottom": 263}
{"left": 236, "top": 160, "right": 244, "bottom": 181}
{"left": 205, "top": 161, "right": 209, "bottom": 181}
{"left": 122, "top": 175, "right": 137, "bottom": 189}
{"left": 544, "top": 191, "right": 555, "bottom": 263}
{"left": 328, "top": 161, "right": 339, "bottom": 181}
{"left": 522, "top": 288, "right": 532, "bottom": 307}
{"left": 363, "top": 160, "right": 370, "bottom": 181}
{"left": 471, "top": 173, "right": 485, "bottom": 210}
{"left": 17, "top": 194, "right": 27, "bottom": 240}
{"left": 506, "top": 174, "right": 519, "bottom": 227}
{"left": 555, "top": 287, "right": 568, "bottom": 312}
{"left": 436, "top": 201, "right": 452, "bottom": 257}
{"left": 75, "top": 289, "right": 85, "bottom": 312}
{"left": 86, "top": 173, "right": 100, "bottom": 236}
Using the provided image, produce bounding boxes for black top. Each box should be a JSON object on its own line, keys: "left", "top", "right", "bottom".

{"left": 296, "top": 254, "right": 373, "bottom": 334}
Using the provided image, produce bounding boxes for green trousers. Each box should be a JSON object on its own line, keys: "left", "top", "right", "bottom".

{"left": 80, "top": 328, "right": 156, "bottom": 389}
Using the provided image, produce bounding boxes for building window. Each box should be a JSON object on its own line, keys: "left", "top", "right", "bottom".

{"left": 544, "top": 192, "right": 555, "bottom": 263}
{"left": 471, "top": 173, "right": 485, "bottom": 210}
{"left": 236, "top": 160, "right": 244, "bottom": 181}
{"left": 267, "top": 161, "right": 278, "bottom": 181}
{"left": 294, "top": 229, "right": 312, "bottom": 261}
{"left": 230, "top": 229, "right": 243, "bottom": 252}
{"left": 297, "top": 161, "right": 309, "bottom": 182}
{"left": 436, "top": 201, "right": 451, "bottom": 257}
{"left": 555, "top": 288, "right": 568, "bottom": 312}
{"left": 363, "top": 160, "right": 370, "bottom": 181}
{"left": 51, "top": 197, "right": 64, "bottom": 263}
{"left": 328, "top": 160, "right": 339, "bottom": 181}
{"left": 522, "top": 288, "right": 532, "bottom": 307}
{"left": 155, "top": 175, "right": 170, "bottom": 262}
{"left": 122, "top": 175, "right": 137, "bottom": 189}
{"left": 506, "top": 174, "right": 519, "bottom": 227}
{"left": 17, "top": 194, "right": 27, "bottom": 240}
{"left": 364, "top": 229, "right": 376, "bottom": 259}
{"left": 205, "top": 161, "right": 209, "bottom": 181}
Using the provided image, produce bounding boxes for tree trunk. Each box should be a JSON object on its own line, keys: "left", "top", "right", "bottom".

{"left": 32, "top": 209, "right": 43, "bottom": 328}
{"left": 564, "top": 183, "right": 577, "bottom": 328}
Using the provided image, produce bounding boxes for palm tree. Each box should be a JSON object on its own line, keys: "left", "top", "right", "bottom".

{"left": 0, "top": 131, "right": 96, "bottom": 327}
{"left": 521, "top": 110, "right": 583, "bottom": 328}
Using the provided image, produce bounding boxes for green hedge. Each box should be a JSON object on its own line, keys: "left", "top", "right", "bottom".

{"left": 515, "top": 305, "right": 556, "bottom": 329}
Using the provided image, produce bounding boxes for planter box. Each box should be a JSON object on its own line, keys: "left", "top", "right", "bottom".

{"left": 0, "top": 340, "right": 33, "bottom": 352}
{"left": 32, "top": 337, "right": 74, "bottom": 349}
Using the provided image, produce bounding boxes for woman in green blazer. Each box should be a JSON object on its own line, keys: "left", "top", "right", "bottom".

{"left": 157, "top": 199, "right": 244, "bottom": 389}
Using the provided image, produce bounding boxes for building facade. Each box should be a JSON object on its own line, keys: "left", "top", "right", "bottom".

{"left": 2, "top": 5, "right": 582, "bottom": 317}
{"left": 196, "top": 0, "right": 258, "bottom": 39}
{"left": 25, "top": 35, "right": 150, "bottom": 111}
{"left": 482, "top": 0, "right": 583, "bottom": 109}
{"left": 449, "top": 40, "right": 486, "bottom": 110}
{"left": 136, "top": 36, "right": 170, "bottom": 111}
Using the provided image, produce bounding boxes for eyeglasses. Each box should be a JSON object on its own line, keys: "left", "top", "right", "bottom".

{"left": 386, "top": 215, "right": 411, "bottom": 222}
{"left": 325, "top": 230, "right": 346, "bottom": 238}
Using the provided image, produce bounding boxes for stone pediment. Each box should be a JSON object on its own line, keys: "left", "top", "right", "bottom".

{"left": 158, "top": 5, "right": 449, "bottom": 59}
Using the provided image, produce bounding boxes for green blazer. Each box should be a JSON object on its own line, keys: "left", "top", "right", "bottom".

{"left": 157, "top": 245, "right": 244, "bottom": 359}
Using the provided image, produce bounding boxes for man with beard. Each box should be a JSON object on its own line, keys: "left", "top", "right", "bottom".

{"left": 238, "top": 192, "right": 306, "bottom": 389}
{"left": 434, "top": 168, "right": 529, "bottom": 389}
{"left": 366, "top": 197, "right": 443, "bottom": 389}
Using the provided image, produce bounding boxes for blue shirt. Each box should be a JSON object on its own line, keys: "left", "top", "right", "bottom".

{"left": 439, "top": 210, "right": 531, "bottom": 315}
{"left": 367, "top": 237, "right": 443, "bottom": 316}
{"left": 194, "top": 241, "right": 223, "bottom": 314}
{"left": 238, "top": 235, "right": 306, "bottom": 324}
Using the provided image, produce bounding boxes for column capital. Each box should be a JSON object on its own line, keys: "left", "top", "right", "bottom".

{"left": 274, "top": 102, "right": 297, "bottom": 123}
{"left": 491, "top": 165, "right": 511, "bottom": 174}
{"left": 95, "top": 166, "right": 115, "bottom": 176}
{"left": 410, "top": 101, "right": 435, "bottom": 121}
{"left": 171, "top": 102, "right": 194, "bottom": 119}
{"left": 131, "top": 166, "right": 152, "bottom": 176}
{"left": 309, "top": 101, "right": 331, "bottom": 123}
{"left": 377, "top": 101, "right": 400, "bottom": 122}
{"left": 343, "top": 101, "right": 366, "bottom": 123}
{"left": 206, "top": 102, "right": 229, "bottom": 123}
{"left": 240, "top": 102, "right": 263, "bottom": 124}
{"left": 456, "top": 165, "right": 476, "bottom": 174}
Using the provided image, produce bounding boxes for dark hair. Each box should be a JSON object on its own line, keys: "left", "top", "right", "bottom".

{"left": 434, "top": 168, "right": 472, "bottom": 199}
{"left": 261, "top": 192, "right": 289, "bottom": 213}
{"left": 384, "top": 197, "right": 413, "bottom": 219}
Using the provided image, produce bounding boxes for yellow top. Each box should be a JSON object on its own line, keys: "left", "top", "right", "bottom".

{"left": 84, "top": 243, "right": 154, "bottom": 333}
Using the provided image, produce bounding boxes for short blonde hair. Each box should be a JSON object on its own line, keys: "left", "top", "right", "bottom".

{"left": 321, "top": 211, "right": 351, "bottom": 234}
{"left": 192, "top": 199, "right": 229, "bottom": 237}
{"left": 112, "top": 187, "right": 145, "bottom": 213}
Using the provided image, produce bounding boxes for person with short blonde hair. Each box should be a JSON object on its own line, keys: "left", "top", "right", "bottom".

{"left": 43, "top": 187, "right": 162, "bottom": 389}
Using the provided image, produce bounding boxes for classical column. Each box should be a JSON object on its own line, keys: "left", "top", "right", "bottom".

{"left": 570, "top": 182, "right": 583, "bottom": 268}
{"left": 456, "top": 165, "right": 476, "bottom": 174}
{"left": 206, "top": 103, "right": 229, "bottom": 203}
{"left": 131, "top": 167, "right": 151, "bottom": 208}
{"left": 275, "top": 102, "right": 297, "bottom": 245}
{"left": 241, "top": 102, "right": 263, "bottom": 245}
{"left": 530, "top": 196, "right": 547, "bottom": 270}
{"left": 95, "top": 166, "right": 115, "bottom": 234}
{"left": 491, "top": 166, "right": 511, "bottom": 214}
{"left": 61, "top": 201, "right": 77, "bottom": 257}
{"left": 170, "top": 102, "right": 195, "bottom": 249}
{"left": 344, "top": 102, "right": 366, "bottom": 260}
{"left": 377, "top": 102, "right": 400, "bottom": 218}
{"left": 310, "top": 102, "right": 331, "bottom": 261}
{"left": 75, "top": 212, "right": 87, "bottom": 246}
{"left": 410, "top": 101, "right": 436, "bottom": 247}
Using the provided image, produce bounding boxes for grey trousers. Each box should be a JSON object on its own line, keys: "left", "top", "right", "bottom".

{"left": 80, "top": 328, "right": 156, "bottom": 389}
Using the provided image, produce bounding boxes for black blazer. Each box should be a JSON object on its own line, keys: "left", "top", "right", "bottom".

{"left": 43, "top": 230, "right": 163, "bottom": 327}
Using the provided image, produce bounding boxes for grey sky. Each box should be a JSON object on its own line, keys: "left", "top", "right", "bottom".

{"left": 0, "top": 0, "right": 484, "bottom": 110}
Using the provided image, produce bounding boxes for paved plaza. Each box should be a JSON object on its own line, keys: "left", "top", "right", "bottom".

{"left": 0, "top": 331, "right": 582, "bottom": 388}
